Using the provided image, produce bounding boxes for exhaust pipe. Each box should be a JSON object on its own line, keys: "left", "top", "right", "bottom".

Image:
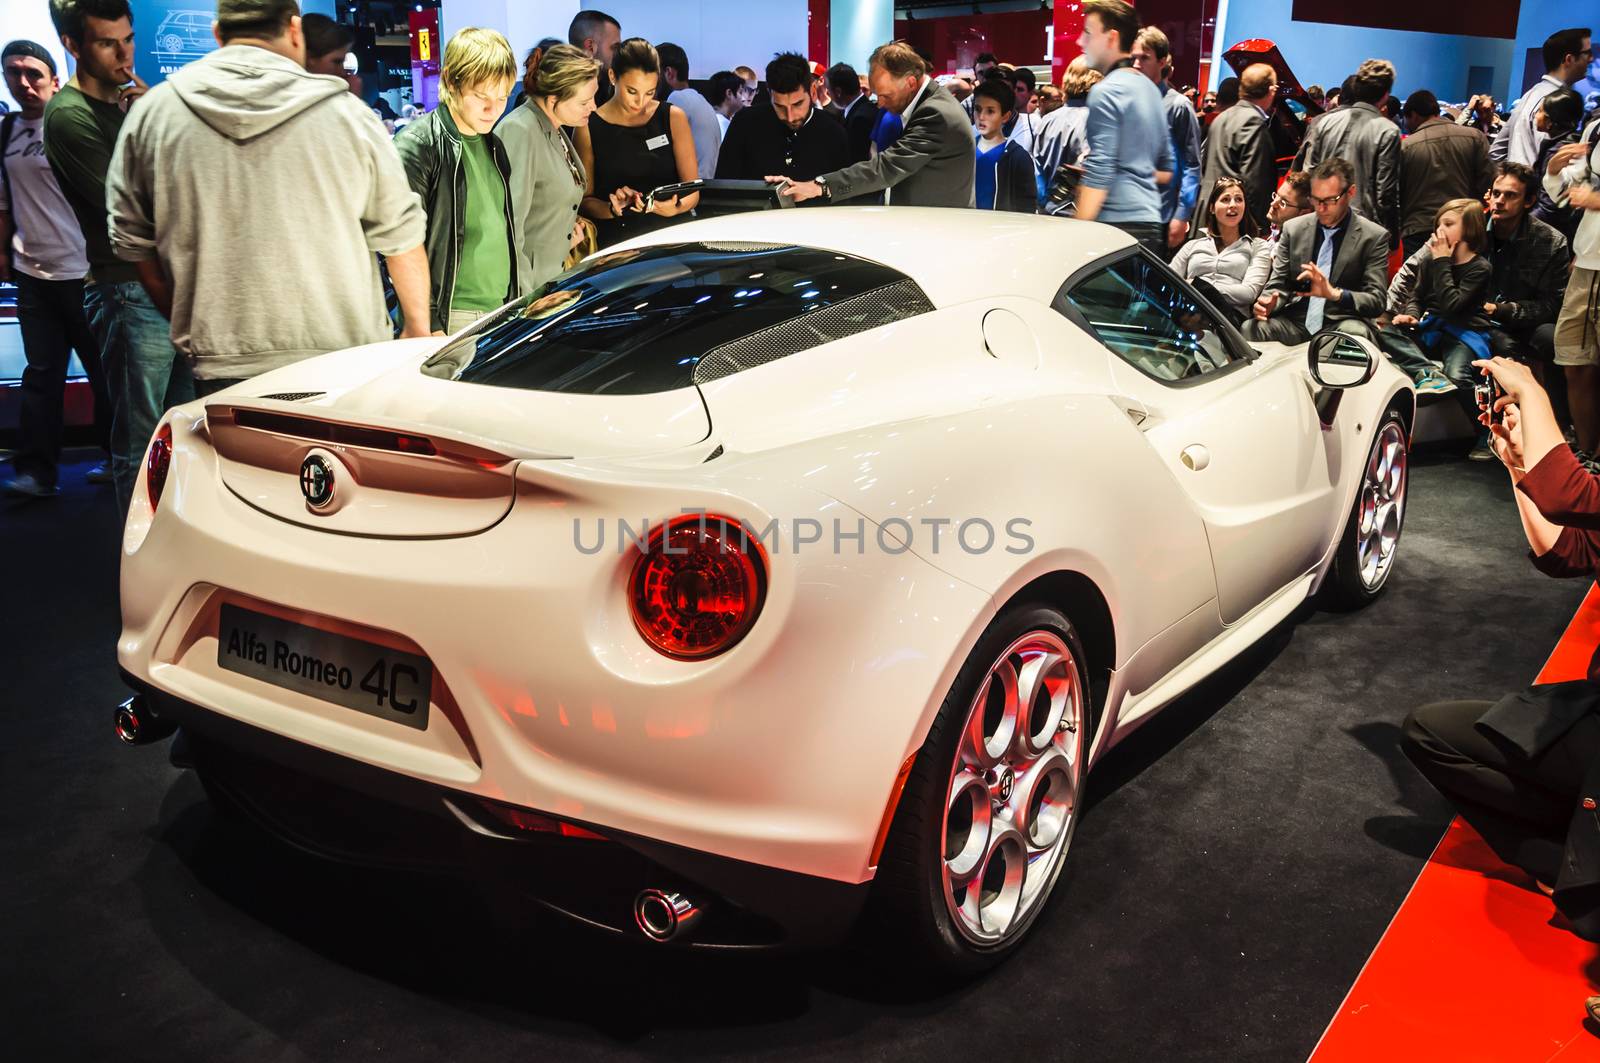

{"left": 633, "top": 889, "right": 701, "bottom": 942}
{"left": 114, "top": 695, "right": 175, "bottom": 746}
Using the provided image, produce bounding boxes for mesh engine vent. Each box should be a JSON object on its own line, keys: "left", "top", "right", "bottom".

{"left": 696, "top": 241, "right": 790, "bottom": 253}
{"left": 692, "top": 279, "right": 933, "bottom": 385}
{"left": 255, "top": 391, "right": 326, "bottom": 402}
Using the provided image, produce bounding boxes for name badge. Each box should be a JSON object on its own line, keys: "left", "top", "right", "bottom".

{"left": 645, "top": 134, "right": 670, "bottom": 151}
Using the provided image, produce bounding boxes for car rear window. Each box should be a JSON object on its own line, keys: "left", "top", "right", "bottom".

{"left": 421, "top": 242, "right": 933, "bottom": 395}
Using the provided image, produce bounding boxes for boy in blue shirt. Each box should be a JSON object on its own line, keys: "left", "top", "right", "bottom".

{"left": 972, "top": 80, "right": 1038, "bottom": 213}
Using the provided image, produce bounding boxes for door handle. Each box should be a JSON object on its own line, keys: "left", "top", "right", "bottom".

{"left": 1181, "top": 445, "right": 1210, "bottom": 471}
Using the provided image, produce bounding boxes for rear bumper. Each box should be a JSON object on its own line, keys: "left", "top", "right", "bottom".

{"left": 126, "top": 670, "right": 868, "bottom": 949}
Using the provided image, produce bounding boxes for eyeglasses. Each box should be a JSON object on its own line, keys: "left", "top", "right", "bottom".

{"left": 1309, "top": 187, "right": 1349, "bottom": 207}
{"left": 1269, "top": 193, "right": 1303, "bottom": 209}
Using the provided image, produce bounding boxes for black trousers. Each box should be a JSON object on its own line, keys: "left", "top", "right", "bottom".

{"left": 1401, "top": 699, "right": 1600, "bottom": 884}
{"left": 14, "top": 271, "right": 110, "bottom": 487}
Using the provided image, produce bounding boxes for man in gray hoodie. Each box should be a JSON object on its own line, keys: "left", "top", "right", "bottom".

{"left": 105, "top": 0, "right": 430, "bottom": 395}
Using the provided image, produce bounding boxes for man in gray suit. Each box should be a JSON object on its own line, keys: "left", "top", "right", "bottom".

{"left": 1199, "top": 62, "right": 1277, "bottom": 232}
{"left": 772, "top": 41, "right": 974, "bottom": 209}
{"left": 1245, "top": 157, "right": 1389, "bottom": 345}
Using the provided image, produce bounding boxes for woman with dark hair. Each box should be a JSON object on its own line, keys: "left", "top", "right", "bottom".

{"left": 574, "top": 38, "right": 700, "bottom": 248}
{"left": 1533, "top": 87, "right": 1585, "bottom": 242}
{"left": 1167, "top": 176, "right": 1271, "bottom": 320}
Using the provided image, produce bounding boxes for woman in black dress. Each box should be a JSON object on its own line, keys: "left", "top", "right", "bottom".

{"left": 574, "top": 38, "right": 701, "bottom": 248}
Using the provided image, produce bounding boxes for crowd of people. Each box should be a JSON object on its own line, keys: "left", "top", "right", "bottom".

{"left": 2, "top": 0, "right": 1599, "bottom": 507}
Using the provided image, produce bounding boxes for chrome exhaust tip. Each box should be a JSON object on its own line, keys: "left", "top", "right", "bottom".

{"left": 633, "top": 889, "right": 700, "bottom": 942}
{"left": 114, "top": 695, "right": 175, "bottom": 746}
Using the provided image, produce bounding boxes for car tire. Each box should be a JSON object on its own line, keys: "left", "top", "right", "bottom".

{"left": 868, "top": 602, "right": 1095, "bottom": 980}
{"left": 1322, "top": 409, "right": 1409, "bottom": 610}
{"left": 197, "top": 769, "right": 247, "bottom": 825}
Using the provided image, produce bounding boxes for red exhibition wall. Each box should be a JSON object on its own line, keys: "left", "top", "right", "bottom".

{"left": 894, "top": 9, "right": 1054, "bottom": 75}
{"left": 894, "top": 1, "right": 1217, "bottom": 92}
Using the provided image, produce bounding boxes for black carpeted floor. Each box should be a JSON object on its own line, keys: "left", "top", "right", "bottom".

{"left": 2, "top": 447, "right": 1587, "bottom": 1062}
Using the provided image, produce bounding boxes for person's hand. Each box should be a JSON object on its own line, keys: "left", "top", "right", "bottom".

{"left": 116, "top": 71, "right": 148, "bottom": 113}
{"left": 1472, "top": 355, "right": 1542, "bottom": 410}
{"left": 1167, "top": 218, "right": 1189, "bottom": 248}
{"left": 1488, "top": 401, "right": 1525, "bottom": 474}
{"left": 649, "top": 193, "right": 682, "bottom": 216}
{"left": 1484, "top": 302, "right": 1498, "bottom": 317}
{"left": 1391, "top": 313, "right": 1418, "bottom": 327}
{"left": 608, "top": 186, "right": 639, "bottom": 216}
{"left": 1551, "top": 141, "right": 1589, "bottom": 176}
{"left": 1426, "top": 226, "right": 1454, "bottom": 258}
{"left": 1253, "top": 291, "right": 1279, "bottom": 320}
{"left": 1571, "top": 184, "right": 1600, "bottom": 210}
{"left": 769, "top": 175, "right": 822, "bottom": 203}
{"left": 1298, "top": 261, "right": 1337, "bottom": 301}
{"left": 569, "top": 218, "right": 587, "bottom": 249}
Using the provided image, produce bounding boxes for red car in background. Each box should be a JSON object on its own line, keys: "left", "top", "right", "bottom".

{"left": 1222, "top": 39, "right": 1324, "bottom": 175}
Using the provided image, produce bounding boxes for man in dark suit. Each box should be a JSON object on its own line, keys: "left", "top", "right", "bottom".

{"left": 827, "top": 61, "right": 878, "bottom": 165}
{"left": 1199, "top": 62, "right": 1277, "bottom": 232}
{"left": 1245, "top": 157, "right": 1389, "bottom": 345}
{"left": 774, "top": 41, "right": 974, "bottom": 209}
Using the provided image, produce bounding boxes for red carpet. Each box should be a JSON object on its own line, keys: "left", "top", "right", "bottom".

{"left": 1311, "top": 586, "right": 1600, "bottom": 1061}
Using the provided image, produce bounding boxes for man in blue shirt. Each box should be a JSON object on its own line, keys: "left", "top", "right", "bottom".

{"left": 1073, "top": 0, "right": 1173, "bottom": 255}
{"left": 1131, "top": 26, "right": 1200, "bottom": 260}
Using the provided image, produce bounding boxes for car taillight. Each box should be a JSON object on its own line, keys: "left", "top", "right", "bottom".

{"left": 628, "top": 515, "right": 766, "bottom": 660}
{"left": 146, "top": 422, "right": 173, "bottom": 511}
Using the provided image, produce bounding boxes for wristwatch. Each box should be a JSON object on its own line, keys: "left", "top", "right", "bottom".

{"left": 815, "top": 176, "right": 833, "bottom": 201}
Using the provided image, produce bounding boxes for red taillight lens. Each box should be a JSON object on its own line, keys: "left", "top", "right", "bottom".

{"left": 146, "top": 422, "right": 173, "bottom": 511}
{"left": 628, "top": 516, "right": 767, "bottom": 660}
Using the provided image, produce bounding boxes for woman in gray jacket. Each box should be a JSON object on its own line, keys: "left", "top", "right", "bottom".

{"left": 497, "top": 45, "right": 602, "bottom": 295}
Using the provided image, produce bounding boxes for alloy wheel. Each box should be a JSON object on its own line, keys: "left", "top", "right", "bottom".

{"left": 940, "top": 630, "right": 1086, "bottom": 945}
{"left": 1356, "top": 421, "right": 1408, "bottom": 591}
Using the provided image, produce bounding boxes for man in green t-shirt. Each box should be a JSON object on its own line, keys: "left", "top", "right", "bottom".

{"left": 43, "top": 0, "right": 190, "bottom": 514}
{"left": 395, "top": 27, "right": 519, "bottom": 334}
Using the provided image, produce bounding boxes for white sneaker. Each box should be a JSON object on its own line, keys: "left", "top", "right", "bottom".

{"left": 4, "top": 474, "right": 58, "bottom": 498}
{"left": 85, "top": 461, "right": 112, "bottom": 484}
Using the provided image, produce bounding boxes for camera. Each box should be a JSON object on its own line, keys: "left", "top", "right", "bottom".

{"left": 1475, "top": 375, "right": 1504, "bottom": 424}
{"left": 1292, "top": 276, "right": 1313, "bottom": 294}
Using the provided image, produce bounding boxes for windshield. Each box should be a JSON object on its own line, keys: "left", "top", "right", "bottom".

{"left": 421, "top": 243, "right": 932, "bottom": 395}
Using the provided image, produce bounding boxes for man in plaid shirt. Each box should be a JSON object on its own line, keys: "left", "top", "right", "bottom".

{"left": 1482, "top": 162, "right": 1570, "bottom": 364}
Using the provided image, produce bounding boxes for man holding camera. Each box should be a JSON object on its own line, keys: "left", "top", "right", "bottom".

{"left": 1244, "top": 157, "right": 1389, "bottom": 345}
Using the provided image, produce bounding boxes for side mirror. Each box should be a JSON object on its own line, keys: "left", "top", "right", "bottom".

{"left": 1308, "top": 331, "right": 1379, "bottom": 389}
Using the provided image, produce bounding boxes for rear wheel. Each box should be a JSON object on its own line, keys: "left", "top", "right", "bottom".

{"left": 870, "top": 603, "right": 1094, "bottom": 978}
{"left": 1322, "top": 410, "right": 1408, "bottom": 609}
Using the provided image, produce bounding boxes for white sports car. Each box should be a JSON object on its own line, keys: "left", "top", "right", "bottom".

{"left": 115, "top": 208, "right": 1413, "bottom": 973}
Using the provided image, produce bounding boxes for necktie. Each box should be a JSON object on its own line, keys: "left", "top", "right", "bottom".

{"left": 1305, "top": 226, "right": 1336, "bottom": 334}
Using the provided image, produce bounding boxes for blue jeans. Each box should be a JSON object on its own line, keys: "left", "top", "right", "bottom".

{"left": 86, "top": 281, "right": 193, "bottom": 513}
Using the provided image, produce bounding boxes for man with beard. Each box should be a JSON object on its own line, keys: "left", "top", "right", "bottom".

{"left": 715, "top": 51, "right": 848, "bottom": 189}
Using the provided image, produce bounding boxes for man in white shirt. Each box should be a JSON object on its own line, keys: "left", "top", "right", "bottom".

{"left": 1, "top": 39, "right": 108, "bottom": 497}
{"left": 1492, "top": 28, "right": 1592, "bottom": 167}
{"left": 658, "top": 42, "right": 719, "bottom": 179}
{"left": 705, "top": 69, "right": 749, "bottom": 141}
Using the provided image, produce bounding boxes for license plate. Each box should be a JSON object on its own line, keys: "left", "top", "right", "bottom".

{"left": 217, "top": 604, "right": 432, "bottom": 730}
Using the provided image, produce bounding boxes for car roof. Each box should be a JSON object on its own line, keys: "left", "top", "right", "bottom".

{"left": 613, "top": 206, "right": 1136, "bottom": 308}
